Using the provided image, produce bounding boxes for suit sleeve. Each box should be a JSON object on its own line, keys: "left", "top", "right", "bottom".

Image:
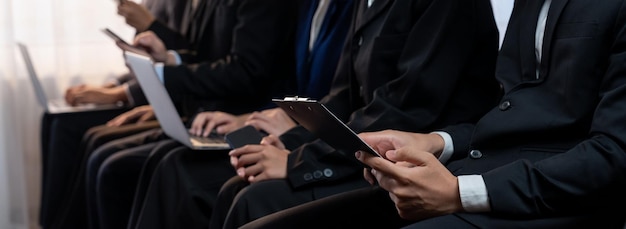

{"left": 146, "top": 21, "right": 191, "bottom": 51}
{"left": 162, "top": 0, "right": 296, "bottom": 100}
{"left": 440, "top": 123, "right": 479, "bottom": 162}
{"left": 279, "top": 126, "right": 318, "bottom": 151}
{"left": 345, "top": 0, "right": 499, "bottom": 134}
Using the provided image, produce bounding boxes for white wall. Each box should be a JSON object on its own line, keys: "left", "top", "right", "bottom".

{"left": 0, "top": 1, "right": 139, "bottom": 228}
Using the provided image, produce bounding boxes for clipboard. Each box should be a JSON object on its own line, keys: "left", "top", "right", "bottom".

{"left": 273, "top": 97, "right": 382, "bottom": 157}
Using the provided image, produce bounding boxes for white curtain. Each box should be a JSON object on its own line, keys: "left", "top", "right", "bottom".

{"left": 0, "top": 0, "right": 138, "bottom": 228}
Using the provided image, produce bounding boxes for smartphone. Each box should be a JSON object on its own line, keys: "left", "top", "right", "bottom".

{"left": 224, "top": 125, "right": 266, "bottom": 149}
{"left": 101, "top": 28, "right": 150, "bottom": 56}
{"left": 102, "top": 28, "right": 131, "bottom": 45}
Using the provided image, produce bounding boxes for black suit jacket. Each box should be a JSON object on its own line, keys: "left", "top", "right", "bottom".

{"left": 147, "top": 0, "right": 214, "bottom": 63}
{"left": 115, "top": 0, "right": 189, "bottom": 107}
{"left": 161, "top": 0, "right": 297, "bottom": 115}
{"left": 144, "top": 0, "right": 189, "bottom": 32}
{"left": 281, "top": 0, "right": 501, "bottom": 191}
{"left": 443, "top": 0, "right": 626, "bottom": 226}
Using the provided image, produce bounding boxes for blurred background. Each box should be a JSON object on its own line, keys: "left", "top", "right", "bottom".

{"left": 0, "top": 0, "right": 138, "bottom": 228}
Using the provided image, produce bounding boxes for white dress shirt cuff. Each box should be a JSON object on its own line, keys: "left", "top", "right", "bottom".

{"left": 432, "top": 131, "right": 453, "bottom": 163}
{"left": 154, "top": 63, "right": 165, "bottom": 83}
{"left": 458, "top": 175, "right": 491, "bottom": 212}
{"left": 169, "top": 50, "right": 182, "bottom": 65}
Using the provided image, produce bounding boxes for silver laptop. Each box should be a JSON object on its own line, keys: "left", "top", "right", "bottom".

{"left": 123, "top": 51, "right": 230, "bottom": 150}
{"left": 16, "top": 42, "right": 125, "bottom": 114}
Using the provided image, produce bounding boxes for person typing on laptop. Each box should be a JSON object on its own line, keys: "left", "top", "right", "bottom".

{"left": 56, "top": 0, "right": 299, "bottom": 229}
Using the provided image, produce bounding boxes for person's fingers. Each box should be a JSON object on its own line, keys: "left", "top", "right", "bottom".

{"left": 137, "top": 112, "right": 153, "bottom": 123}
{"left": 242, "top": 163, "right": 264, "bottom": 182}
{"left": 363, "top": 167, "right": 376, "bottom": 185}
{"left": 133, "top": 32, "right": 149, "bottom": 45}
{"left": 355, "top": 150, "right": 401, "bottom": 180}
{"left": 260, "top": 135, "right": 283, "bottom": 148}
{"left": 215, "top": 123, "right": 238, "bottom": 134}
{"left": 202, "top": 121, "right": 217, "bottom": 137}
{"left": 236, "top": 167, "right": 245, "bottom": 178}
{"left": 65, "top": 85, "right": 83, "bottom": 104}
{"left": 230, "top": 155, "right": 239, "bottom": 168}
{"left": 73, "top": 94, "right": 84, "bottom": 105}
{"left": 207, "top": 113, "right": 239, "bottom": 135}
{"left": 190, "top": 114, "right": 209, "bottom": 136}
{"left": 233, "top": 150, "right": 263, "bottom": 167}
{"left": 248, "top": 111, "right": 270, "bottom": 122}
{"left": 117, "top": 3, "right": 128, "bottom": 16}
{"left": 228, "top": 145, "right": 265, "bottom": 166}
{"left": 106, "top": 115, "right": 126, "bottom": 127}
{"left": 134, "top": 31, "right": 157, "bottom": 47}
{"left": 386, "top": 148, "right": 434, "bottom": 167}
{"left": 65, "top": 92, "right": 75, "bottom": 105}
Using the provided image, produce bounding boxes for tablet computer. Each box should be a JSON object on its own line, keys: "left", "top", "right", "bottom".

{"left": 273, "top": 97, "right": 382, "bottom": 157}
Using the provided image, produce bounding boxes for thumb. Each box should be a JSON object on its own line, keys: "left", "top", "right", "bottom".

{"left": 386, "top": 148, "right": 434, "bottom": 166}
{"left": 133, "top": 31, "right": 153, "bottom": 46}
{"left": 260, "top": 135, "right": 284, "bottom": 149}
{"left": 260, "top": 135, "right": 279, "bottom": 146}
{"left": 137, "top": 111, "right": 154, "bottom": 123}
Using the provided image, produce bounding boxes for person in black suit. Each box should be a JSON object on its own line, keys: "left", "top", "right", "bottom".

{"left": 239, "top": 0, "right": 626, "bottom": 228}
{"left": 73, "top": 0, "right": 298, "bottom": 228}
{"left": 209, "top": 0, "right": 502, "bottom": 228}
{"left": 37, "top": 1, "right": 190, "bottom": 228}
{"left": 121, "top": 1, "right": 355, "bottom": 228}
{"left": 133, "top": 0, "right": 188, "bottom": 33}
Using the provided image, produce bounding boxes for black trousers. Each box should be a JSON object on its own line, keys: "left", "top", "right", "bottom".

{"left": 239, "top": 186, "right": 409, "bottom": 229}
{"left": 127, "top": 139, "right": 186, "bottom": 228}
{"left": 132, "top": 146, "right": 236, "bottom": 229}
{"left": 94, "top": 137, "right": 180, "bottom": 229}
{"left": 210, "top": 175, "right": 371, "bottom": 229}
{"left": 240, "top": 183, "right": 626, "bottom": 229}
{"left": 50, "top": 121, "right": 161, "bottom": 229}
{"left": 39, "top": 109, "right": 127, "bottom": 229}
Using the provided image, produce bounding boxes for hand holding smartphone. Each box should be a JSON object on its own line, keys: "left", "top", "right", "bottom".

{"left": 101, "top": 28, "right": 150, "bottom": 56}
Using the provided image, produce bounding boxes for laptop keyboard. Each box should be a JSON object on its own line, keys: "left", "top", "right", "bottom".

{"left": 190, "top": 133, "right": 226, "bottom": 144}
